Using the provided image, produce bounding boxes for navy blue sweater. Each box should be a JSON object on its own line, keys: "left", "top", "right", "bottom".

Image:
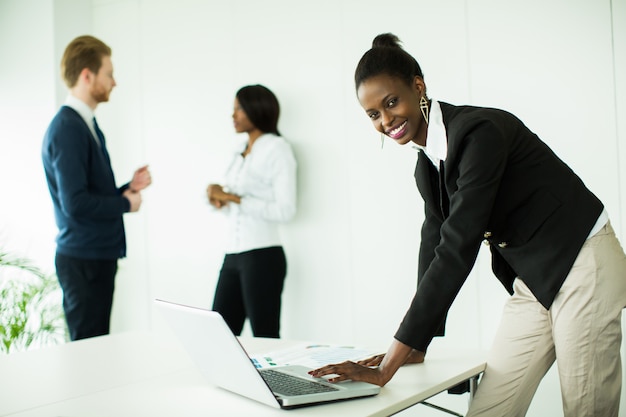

{"left": 42, "top": 106, "right": 130, "bottom": 260}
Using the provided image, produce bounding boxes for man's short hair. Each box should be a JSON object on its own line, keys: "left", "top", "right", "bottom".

{"left": 61, "top": 35, "right": 111, "bottom": 88}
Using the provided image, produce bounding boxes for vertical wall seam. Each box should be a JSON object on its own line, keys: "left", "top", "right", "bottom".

{"left": 136, "top": 0, "right": 153, "bottom": 329}
{"left": 609, "top": 0, "right": 624, "bottom": 240}
{"left": 464, "top": 0, "right": 483, "bottom": 349}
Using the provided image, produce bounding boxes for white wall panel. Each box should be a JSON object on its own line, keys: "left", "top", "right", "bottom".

{"left": 0, "top": 0, "right": 57, "bottom": 270}
{"left": 466, "top": 0, "right": 618, "bottom": 216}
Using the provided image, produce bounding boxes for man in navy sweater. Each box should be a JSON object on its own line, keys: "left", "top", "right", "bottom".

{"left": 42, "top": 35, "right": 151, "bottom": 341}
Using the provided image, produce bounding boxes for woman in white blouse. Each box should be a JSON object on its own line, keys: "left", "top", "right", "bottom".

{"left": 206, "top": 85, "right": 297, "bottom": 338}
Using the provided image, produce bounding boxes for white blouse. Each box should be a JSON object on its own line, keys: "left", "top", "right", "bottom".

{"left": 218, "top": 133, "right": 297, "bottom": 254}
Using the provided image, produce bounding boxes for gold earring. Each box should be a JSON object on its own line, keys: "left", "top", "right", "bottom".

{"left": 380, "top": 133, "right": 385, "bottom": 149}
{"left": 420, "top": 96, "right": 429, "bottom": 125}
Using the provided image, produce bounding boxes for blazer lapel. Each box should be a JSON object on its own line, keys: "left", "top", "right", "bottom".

{"left": 415, "top": 151, "right": 444, "bottom": 221}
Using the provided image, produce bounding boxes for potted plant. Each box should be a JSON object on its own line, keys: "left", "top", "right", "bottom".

{"left": 0, "top": 250, "right": 67, "bottom": 353}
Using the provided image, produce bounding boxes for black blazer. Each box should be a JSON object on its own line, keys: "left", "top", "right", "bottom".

{"left": 394, "top": 102, "right": 603, "bottom": 351}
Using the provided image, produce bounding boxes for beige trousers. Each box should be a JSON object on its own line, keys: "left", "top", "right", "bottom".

{"left": 467, "top": 221, "right": 626, "bottom": 417}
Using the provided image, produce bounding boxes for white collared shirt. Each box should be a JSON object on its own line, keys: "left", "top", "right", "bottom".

{"left": 413, "top": 99, "right": 447, "bottom": 170}
{"left": 218, "top": 133, "right": 297, "bottom": 254}
{"left": 64, "top": 94, "right": 99, "bottom": 144}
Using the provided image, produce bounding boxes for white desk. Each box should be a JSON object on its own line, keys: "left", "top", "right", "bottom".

{"left": 0, "top": 332, "right": 485, "bottom": 417}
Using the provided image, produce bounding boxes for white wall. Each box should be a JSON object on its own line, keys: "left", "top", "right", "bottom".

{"left": 1, "top": 0, "right": 625, "bottom": 415}
{"left": 0, "top": 0, "right": 56, "bottom": 266}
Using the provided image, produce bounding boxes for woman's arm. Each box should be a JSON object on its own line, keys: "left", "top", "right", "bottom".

{"left": 308, "top": 339, "right": 423, "bottom": 387}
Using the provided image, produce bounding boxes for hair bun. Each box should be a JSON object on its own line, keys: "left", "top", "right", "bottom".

{"left": 372, "top": 33, "right": 402, "bottom": 49}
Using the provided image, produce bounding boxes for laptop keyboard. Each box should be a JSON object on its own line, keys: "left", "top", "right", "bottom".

{"left": 260, "top": 369, "right": 340, "bottom": 396}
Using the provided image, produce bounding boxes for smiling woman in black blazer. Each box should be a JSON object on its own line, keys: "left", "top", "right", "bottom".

{"left": 309, "top": 33, "right": 626, "bottom": 417}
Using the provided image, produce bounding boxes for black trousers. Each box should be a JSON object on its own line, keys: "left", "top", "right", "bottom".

{"left": 55, "top": 252, "right": 117, "bottom": 341}
{"left": 212, "top": 246, "right": 286, "bottom": 338}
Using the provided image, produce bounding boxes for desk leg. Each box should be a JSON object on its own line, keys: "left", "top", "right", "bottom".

{"left": 468, "top": 374, "right": 479, "bottom": 406}
{"left": 421, "top": 374, "right": 481, "bottom": 417}
{"left": 420, "top": 401, "right": 464, "bottom": 417}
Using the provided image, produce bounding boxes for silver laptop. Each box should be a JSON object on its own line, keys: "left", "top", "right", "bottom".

{"left": 155, "top": 299, "right": 380, "bottom": 409}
